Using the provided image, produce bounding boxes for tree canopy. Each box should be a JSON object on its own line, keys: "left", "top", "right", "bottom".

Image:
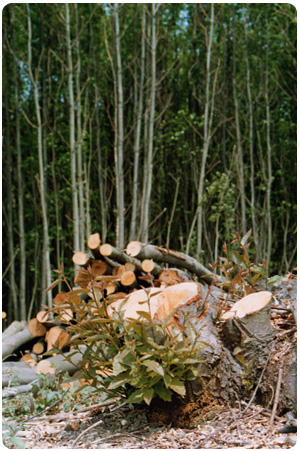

{"left": 2, "top": 3, "right": 297, "bottom": 322}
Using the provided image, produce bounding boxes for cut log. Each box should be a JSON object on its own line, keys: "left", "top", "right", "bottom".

{"left": 158, "top": 268, "right": 181, "bottom": 287}
{"left": 35, "top": 346, "right": 86, "bottom": 376}
{"left": 100, "top": 243, "right": 147, "bottom": 275}
{"left": 36, "top": 310, "right": 49, "bottom": 323}
{"left": 27, "top": 318, "right": 47, "bottom": 337}
{"left": 124, "top": 261, "right": 136, "bottom": 272}
{"left": 141, "top": 259, "right": 162, "bottom": 276}
{"left": 2, "top": 320, "right": 26, "bottom": 342}
{"left": 72, "top": 251, "right": 89, "bottom": 267}
{"left": 2, "top": 326, "right": 37, "bottom": 359}
{"left": 74, "top": 260, "right": 110, "bottom": 288}
{"left": 87, "top": 233, "right": 101, "bottom": 258}
{"left": 20, "top": 353, "right": 37, "bottom": 367}
{"left": 3, "top": 383, "right": 35, "bottom": 398}
{"left": 2, "top": 311, "right": 7, "bottom": 319}
{"left": 125, "top": 241, "right": 222, "bottom": 285}
{"left": 103, "top": 280, "right": 118, "bottom": 296}
{"left": 107, "top": 282, "right": 205, "bottom": 326}
{"left": 32, "top": 340, "right": 45, "bottom": 355}
{"left": 2, "top": 363, "right": 37, "bottom": 387}
{"left": 120, "top": 271, "right": 137, "bottom": 288}
{"left": 45, "top": 327, "right": 70, "bottom": 351}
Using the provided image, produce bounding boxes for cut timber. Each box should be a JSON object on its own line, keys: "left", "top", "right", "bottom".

{"left": 159, "top": 268, "right": 181, "bottom": 286}
{"left": 32, "top": 341, "right": 45, "bottom": 355}
{"left": 2, "top": 326, "right": 37, "bottom": 358}
{"left": 35, "top": 359, "right": 56, "bottom": 375}
{"left": 3, "top": 362, "right": 37, "bottom": 387}
{"left": 20, "top": 353, "right": 37, "bottom": 367}
{"left": 35, "top": 345, "right": 86, "bottom": 376}
{"left": 87, "top": 233, "right": 101, "bottom": 258}
{"left": 45, "top": 327, "right": 70, "bottom": 351}
{"left": 72, "top": 251, "right": 89, "bottom": 267}
{"left": 124, "top": 261, "right": 136, "bottom": 272}
{"left": 27, "top": 318, "right": 47, "bottom": 337}
{"left": 2, "top": 320, "right": 26, "bottom": 342}
{"left": 100, "top": 243, "right": 149, "bottom": 275}
{"left": 141, "top": 259, "right": 162, "bottom": 276}
{"left": 120, "top": 271, "right": 137, "bottom": 288}
{"left": 107, "top": 282, "right": 205, "bottom": 328}
{"left": 125, "top": 241, "right": 222, "bottom": 285}
{"left": 36, "top": 310, "right": 49, "bottom": 323}
{"left": 74, "top": 260, "right": 109, "bottom": 288}
{"left": 3, "top": 384, "right": 36, "bottom": 398}
{"left": 221, "top": 291, "right": 275, "bottom": 347}
{"left": 103, "top": 280, "right": 118, "bottom": 295}
{"left": 58, "top": 308, "right": 73, "bottom": 323}
{"left": 221, "top": 291, "right": 273, "bottom": 320}
{"left": 2, "top": 311, "right": 7, "bottom": 319}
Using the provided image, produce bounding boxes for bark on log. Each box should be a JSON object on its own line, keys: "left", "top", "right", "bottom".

{"left": 125, "top": 241, "right": 222, "bottom": 284}
{"left": 100, "top": 243, "right": 152, "bottom": 276}
{"left": 3, "top": 383, "right": 35, "bottom": 398}
{"left": 2, "top": 362, "right": 37, "bottom": 387}
{"left": 35, "top": 346, "right": 86, "bottom": 375}
{"left": 2, "top": 320, "right": 26, "bottom": 342}
{"left": 2, "top": 326, "right": 37, "bottom": 359}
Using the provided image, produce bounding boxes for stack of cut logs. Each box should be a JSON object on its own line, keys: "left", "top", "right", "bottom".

{"left": 3, "top": 233, "right": 218, "bottom": 381}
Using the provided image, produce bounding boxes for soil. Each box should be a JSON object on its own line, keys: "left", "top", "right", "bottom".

{"left": 15, "top": 399, "right": 296, "bottom": 449}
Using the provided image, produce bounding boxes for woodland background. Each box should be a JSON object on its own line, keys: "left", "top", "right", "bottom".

{"left": 2, "top": 3, "right": 297, "bottom": 323}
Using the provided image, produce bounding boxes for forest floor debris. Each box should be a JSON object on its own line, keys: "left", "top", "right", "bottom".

{"left": 5, "top": 399, "right": 296, "bottom": 449}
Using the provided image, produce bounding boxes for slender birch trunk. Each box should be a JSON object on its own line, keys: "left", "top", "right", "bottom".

{"left": 130, "top": 5, "right": 146, "bottom": 241}
{"left": 4, "top": 43, "right": 19, "bottom": 321}
{"left": 113, "top": 3, "right": 125, "bottom": 249}
{"left": 195, "top": 4, "right": 214, "bottom": 257}
{"left": 243, "top": 9, "right": 259, "bottom": 259}
{"left": 66, "top": 3, "right": 80, "bottom": 254}
{"left": 232, "top": 10, "right": 246, "bottom": 237}
{"left": 75, "top": 4, "right": 85, "bottom": 251}
{"left": 27, "top": 4, "right": 52, "bottom": 309}
{"left": 12, "top": 8, "right": 26, "bottom": 320}
{"left": 90, "top": 6, "right": 107, "bottom": 241}
{"left": 265, "top": 16, "right": 273, "bottom": 274}
{"left": 140, "top": 3, "right": 157, "bottom": 243}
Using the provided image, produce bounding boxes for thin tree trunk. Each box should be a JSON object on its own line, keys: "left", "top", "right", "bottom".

{"left": 3, "top": 36, "right": 19, "bottom": 321}
{"left": 140, "top": 4, "right": 157, "bottom": 242}
{"left": 27, "top": 4, "right": 52, "bottom": 309}
{"left": 196, "top": 4, "right": 215, "bottom": 257}
{"left": 12, "top": 8, "right": 26, "bottom": 320}
{"left": 75, "top": 4, "right": 85, "bottom": 251}
{"left": 243, "top": 9, "right": 259, "bottom": 260}
{"left": 66, "top": 3, "right": 80, "bottom": 254}
{"left": 265, "top": 15, "right": 273, "bottom": 274}
{"left": 232, "top": 8, "right": 246, "bottom": 237}
{"left": 113, "top": 3, "right": 125, "bottom": 249}
{"left": 130, "top": 5, "right": 146, "bottom": 241}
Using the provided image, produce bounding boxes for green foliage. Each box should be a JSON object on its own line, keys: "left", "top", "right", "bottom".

{"left": 50, "top": 272, "right": 206, "bottom": 406}
{"left": 214, "top": 230, "right": 268, "bottom": 297}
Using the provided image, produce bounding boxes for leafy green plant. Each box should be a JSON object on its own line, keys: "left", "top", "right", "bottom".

{"left": 212, "top": 230, "right": 268, "bottom": 297}
{"left": 49, "top": 270, "right": 207, "bottom": 406}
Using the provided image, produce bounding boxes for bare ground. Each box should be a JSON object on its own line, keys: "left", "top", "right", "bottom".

{"left": 15, "top": 399, "right": 296, "bottom": 449}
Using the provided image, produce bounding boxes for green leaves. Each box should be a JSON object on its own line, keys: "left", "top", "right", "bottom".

{"left": 142, "top": 360, "right": 164, "bottom": 376}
